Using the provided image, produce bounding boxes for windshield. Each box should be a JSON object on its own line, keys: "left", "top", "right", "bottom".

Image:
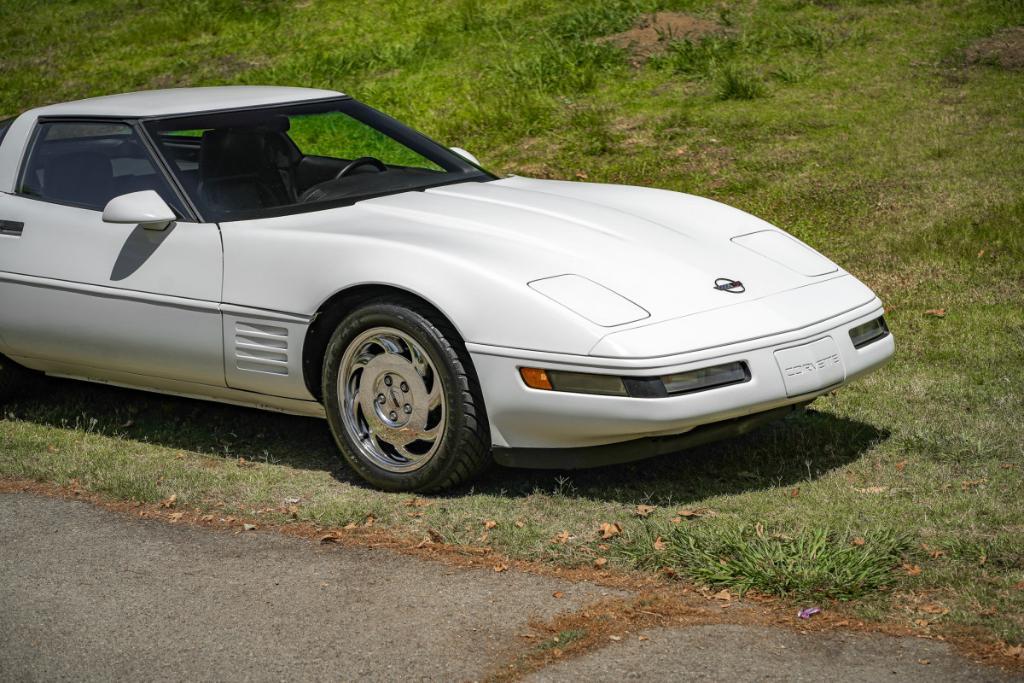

{"left": 145, "top": 98, "right": 492, "bottom": 222}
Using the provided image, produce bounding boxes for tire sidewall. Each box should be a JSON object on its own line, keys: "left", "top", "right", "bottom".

{"left": 322, "top": 302, "right": 477, "bottom": 491}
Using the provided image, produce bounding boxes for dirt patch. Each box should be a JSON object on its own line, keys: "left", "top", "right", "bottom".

{"left": 598, "top": 12, "right": 728, "bottom": 64}
{"left": 965, "top": 27, "right": 1024, "bottom": 70}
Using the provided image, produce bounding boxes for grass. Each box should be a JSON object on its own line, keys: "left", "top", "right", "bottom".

{"left": 1, "top": 0, "right": 1023, "bottom": 645}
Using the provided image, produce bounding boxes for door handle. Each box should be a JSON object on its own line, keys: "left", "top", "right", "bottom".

{"left": 0, "top": 220, "right": 24, "bottom": 236}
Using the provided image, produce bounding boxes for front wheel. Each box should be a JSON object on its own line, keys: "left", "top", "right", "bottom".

{"left": 321, "top": 299, "right": 491, "bottom": 492}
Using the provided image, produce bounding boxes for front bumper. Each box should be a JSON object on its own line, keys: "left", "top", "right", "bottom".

{"left": 468, "top": 299, "right": 893, "bottom": 453}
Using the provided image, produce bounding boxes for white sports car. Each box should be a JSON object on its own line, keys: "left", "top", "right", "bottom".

{"left": 0, "top": 86, "right": 893, "bottom": 491}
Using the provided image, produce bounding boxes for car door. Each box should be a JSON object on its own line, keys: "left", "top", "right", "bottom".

{"left": 0, "top": 118, "right": 224, "bottom": 387}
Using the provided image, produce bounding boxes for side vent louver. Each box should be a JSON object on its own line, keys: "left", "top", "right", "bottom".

{"left": 235, "top": 321, "right": 289, "bottom": 376}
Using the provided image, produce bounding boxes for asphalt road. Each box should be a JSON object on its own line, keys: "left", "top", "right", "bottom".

{"left": 1, "top": 492, "right": 1018, "bottom": 682}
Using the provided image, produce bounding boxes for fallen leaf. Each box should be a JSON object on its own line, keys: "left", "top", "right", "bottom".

{"left": 363, "top": 515, "right": 375, "bottom": 527}
{"left": 670, "top": 516, "right": 683, "bottom": 524}
{"left": 851, "top": 537, "right": 866, "bottom": 546}
{"left": 918, "top": 659, "right": 930, "bottom": 666}
{"left": 634, "top": 504, "right": 656, "bottom": 518}
{"left": 493, "top": 563, "right": 509, "bottom": 573}
{"left": 514, "top": 520, "right": 525, "bottom": 528}
{"left": 677, "top": 508, "right": 714, "bottom": 519}
{"left": 427, "top": 528, "right": 444, "bottom": 543}
{"left": 236, "top": 457, "right": 255, "bottom": 468}
{"left": 903, "top": 563, "right": 923, "bottom": 576}
{"left": 167, "top": 512, "right": 184, "bottom": 522}
{"left": 1006, "top": 645, "right": 1023, "bottom": 658}
{"left": 638, "top": 635, "right": 650, "bottom": 641}
{"left": 895, "top": 460, "right": 907, "bottom": 473}
{"left": 608, "top": 635, "right": 622, "bottom": 641}
{"left": 755, "top": 522, "right": 765, "bottom": 538}
{"left": 483, "top": 519, "right": 497, "bottom": 529}
{"left": 598, "top": 522, "right": 622, "bottom": 539}
{"left": 594, "top": 557, "right": 608, "bottom": 568}
{"left": 160, "top": 494, "right": 177, "bottom": 509}
{"left": 343, "top": 522, "right": 358, "bottom": 530}
{"left": 790, "top": 487, "right": 800, "bottom": 498}
{"left": 855, "top": 486, "right": 887, "bottom": 494}
{"left": 405, "top": 497, "right": 431, "bottom": 508}
{"left": 924, "top": 308, "right": 946, "bottom": 318}
{"left": 242, "top": 523, "right": 257, "bottom": 531}
{"left": 914, "top": 618, "right": 931, "bottom": 627}
{"left": 653, "top": 536, "right": 667, "bottom": 551}
{"left": 320, "top": 533, "right": 342, "bottom": 544}
{"left": 597, "top": 543, "right": 609, "bottom": 551}
{"left": 200, "top": 514, "right": 214, "bottom": 522}
{"left": 287, "top": 505, "right": 300, "bottom": 519}
{"left": 711, "top": 589, "right": 732, "bottom": 601}
{"left": 575, "top": 171, "right": 588, "bottom": 180}
{"left": 961, "top": 478, "right": 987, "bottom": 491}
{"left": 552, "top": 591, "right": 565, "bottom": 599}
{"left": 414, "top": 538, "right": 433, "bottom": 549}
{"left": 920, "top": 603, "right": 948, "bottom": 615}
{"left": 552, "top": 531, "right": 570, "bottom": 545}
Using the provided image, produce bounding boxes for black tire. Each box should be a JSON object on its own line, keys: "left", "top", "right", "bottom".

{"left": 0, "top": 354, "right": 27, "bottom": 402}
{"left": 321, "top": 298, "right": 491, "bottom": 492}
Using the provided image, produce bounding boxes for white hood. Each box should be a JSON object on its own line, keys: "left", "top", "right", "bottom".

{"left": 360, "top": 175, "right": 844, "bottom": 326}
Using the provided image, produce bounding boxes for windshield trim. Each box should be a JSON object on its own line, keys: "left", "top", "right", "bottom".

{"left": 141, "top": 97, "right": 495, "bottom": 223}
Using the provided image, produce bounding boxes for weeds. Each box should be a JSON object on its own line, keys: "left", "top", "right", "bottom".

{"left": 716, "top": 65, "right": 766, "bottom": 100}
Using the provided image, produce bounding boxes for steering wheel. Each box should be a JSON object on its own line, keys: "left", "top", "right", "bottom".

{"left": 335, "top": 156, "right": 387, "bottom": 179}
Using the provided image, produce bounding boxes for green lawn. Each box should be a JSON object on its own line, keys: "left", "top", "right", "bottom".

{"left": 1, "top": 0, "right": 1022, "bottom": 646}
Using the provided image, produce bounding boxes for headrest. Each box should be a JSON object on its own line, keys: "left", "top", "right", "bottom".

{"left": 199, "top": 129, "right": 271, "bottom": 179}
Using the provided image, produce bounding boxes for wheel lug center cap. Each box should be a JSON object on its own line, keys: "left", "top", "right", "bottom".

{"left": 374, "top": 372, "right": 413, "bottom": 427}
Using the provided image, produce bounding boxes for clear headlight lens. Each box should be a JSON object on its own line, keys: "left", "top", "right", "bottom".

{"left": 661, "top": 362, "right": 749, "bottom": 395}
{"left": 849, "top": 316, "right": 889, "bottom": 349}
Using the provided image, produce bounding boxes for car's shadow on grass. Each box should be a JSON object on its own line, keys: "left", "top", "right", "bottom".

{"left": 5, "top": 377, "right": 887, "bottom": 505}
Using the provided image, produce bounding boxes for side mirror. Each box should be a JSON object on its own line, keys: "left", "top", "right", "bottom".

{"left": 102, "top": 191, "right": 176, "bottom": 231}
{"left": 450, "top": 147, "right": 480, "bottom": 166}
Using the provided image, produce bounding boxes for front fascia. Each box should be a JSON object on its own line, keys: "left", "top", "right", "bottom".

{"left": 468, "top": 297, "right": 891, "bottom": 449}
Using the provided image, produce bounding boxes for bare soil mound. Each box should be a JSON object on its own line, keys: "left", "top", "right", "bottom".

{"left": 965, "top": 26, "right": 1024, "bottom": 70}
{"left": 599, "top": 12, "right": 727, "bottom": 63}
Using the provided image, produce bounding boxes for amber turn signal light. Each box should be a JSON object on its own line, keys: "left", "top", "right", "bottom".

{"left": 519, "top": 367, "right": 553, "bottom": 390}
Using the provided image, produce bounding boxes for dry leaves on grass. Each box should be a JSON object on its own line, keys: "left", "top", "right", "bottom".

{"left": 924, "top": 308, "right": 947, "bottom": 318}
{"left": 598, "top": 522, "right": 623, "bottom": 539}
{"left": 851, "top": 537, "right": 866, "bottom": 546}
{"left": 676, "top": 507, "right": 715, "bottom": 519}
{"left": 855, "top": 486, "right": 888, "bottom": 494}
{"left": 653, "top": 536, "right": 667, "bottom": 551}
{"left": 159, "top": 494, "right": 177, "bottom": 509}
{"left": 493, "top": 562, "right": 509, "bottom": 573}
{"left": 920, "top": 603, "right": 949, "bottom": 616}
{"left": 634, "top": 504, "right": 656, "bottom": 518}
{"left": 514, "top": 520, "right": 525, "bottom": 528}
{"left": 405, "top": 497, "right": 432, "bottom": 508}
{"left": 903, "top": 563, "right": 923, "bottom": 576}
{"left": 552, "top": 530, "right": 571, "bottom": 544}
{"left": 242, "top": 523, "right": 257, "bottom": 531}
{"left": 594, "top": 557, "right": 608, "bottom": 568}
{"left": 483, "top": 519, "right": 497, "bottom": 529}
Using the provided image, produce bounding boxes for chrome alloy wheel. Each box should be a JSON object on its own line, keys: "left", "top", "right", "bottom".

{"left": 338, "top": 327, "right": 447, "bottom": 473}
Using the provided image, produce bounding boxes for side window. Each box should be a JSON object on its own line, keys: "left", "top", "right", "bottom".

{"left": 17, "top": 121, "right": 185, "bottom": 215}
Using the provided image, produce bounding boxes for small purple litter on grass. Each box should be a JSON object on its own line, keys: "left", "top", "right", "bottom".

{"left": 798, "top": 607, "right": 822, "bottom": 619}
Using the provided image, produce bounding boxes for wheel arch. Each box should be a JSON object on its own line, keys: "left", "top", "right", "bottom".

{"left": 301, "top": 283, "right": 471, "bottom": 401}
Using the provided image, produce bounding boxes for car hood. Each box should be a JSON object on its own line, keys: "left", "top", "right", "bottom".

{"left": 356, "top": 175, "right": 847, "bottom": 327}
